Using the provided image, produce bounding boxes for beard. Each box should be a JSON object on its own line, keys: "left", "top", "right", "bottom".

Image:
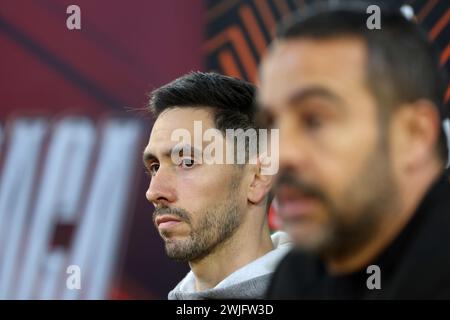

{"left": 275, "top": 139, "right": 399, "bottom": 260}
{"left": 152, "top": 180, "right": 242, "bottom": 262}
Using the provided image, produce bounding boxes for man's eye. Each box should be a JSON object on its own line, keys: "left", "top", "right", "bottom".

{"left": 180, "top": 158, "right": 195, "bottom": 168}
{"left": 303, "top": 114, "right": 323, "bottom": 130}
{"left": 148, "top": 163, "right": 160, "bottom": 176}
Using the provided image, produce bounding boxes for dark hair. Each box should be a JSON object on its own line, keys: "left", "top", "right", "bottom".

{"left": 277, "top": 1, "right": 448, "bottom": 162}
{"left": 149, "top": 71, "right": 257, "bottom": 134}
{"left": 148, "top": 72, "right": 261, "bottom": 164}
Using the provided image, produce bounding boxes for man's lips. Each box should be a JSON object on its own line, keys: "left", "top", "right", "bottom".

{"left": 276, "top": 186, "right": 320, "bottom": 220}
{"left": 277, "top": 198, "right": 319, "bottom": 220}
{"left": 155, "top": 215, "right": 183, "bottom": 229}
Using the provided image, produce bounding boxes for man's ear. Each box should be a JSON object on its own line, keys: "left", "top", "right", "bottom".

{"left": 391, "top": 99, "right": 441, "bottom": 171}
{"left": 247, "top": 157, "right": 275, "bottom": 205}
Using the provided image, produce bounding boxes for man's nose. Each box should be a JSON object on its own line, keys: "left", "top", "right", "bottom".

{"left": 145, "top": 166, "right": 176, "bottom": 206}
{"left": 278, "top": 121, "right": 308, "bottom": 173}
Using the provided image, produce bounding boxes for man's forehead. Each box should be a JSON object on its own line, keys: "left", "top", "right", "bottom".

{"left": 146, "top": 107, "right": 217, "bottom": 155}
{"left": 150, "top": 107, "right": 215, "bottom": 135}
{"left": 259, "top": 37, "right": 367, "bottom": 106}
{"left": 263, "top": 37, "right": 366, "bottom": 77}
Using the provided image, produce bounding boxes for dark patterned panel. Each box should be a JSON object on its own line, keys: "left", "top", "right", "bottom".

{"left": 205, "top": 0, "right": 450, "bottom": 108}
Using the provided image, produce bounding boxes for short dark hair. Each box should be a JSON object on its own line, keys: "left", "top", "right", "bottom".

{"left": 148, "top": 72, "right": 261, "bottom": 164}
{"left": 149, "top": 71, "right": 257, "bottom": 134}
{"left": 277, "top": 1, "right": 448, "bottom": 162}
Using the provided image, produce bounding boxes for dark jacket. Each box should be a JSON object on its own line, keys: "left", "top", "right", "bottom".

{"left": 267, "top": 173, "right": 450, "bottom": 299}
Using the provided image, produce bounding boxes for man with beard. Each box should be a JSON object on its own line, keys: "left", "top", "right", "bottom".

{"left": 143, "top": 72, "right": 291, "bottom": 299}
{"left": 258, "top": 2, "right": 450, "bottom": 299}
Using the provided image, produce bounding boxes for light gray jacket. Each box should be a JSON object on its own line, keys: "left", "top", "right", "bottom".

{"left": 168, "top": 231, "right": 292, "bottom": 300}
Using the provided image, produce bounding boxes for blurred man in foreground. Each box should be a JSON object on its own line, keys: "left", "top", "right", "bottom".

{"left": 258, "top": 2, "right": 450, "bottom": 298}
{"left": 143, "top": 72, "right": 290, "bottom": 299}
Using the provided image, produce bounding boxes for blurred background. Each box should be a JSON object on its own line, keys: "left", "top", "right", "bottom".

{"left": 0, "top": 0, "right": 448, "bottom": 299}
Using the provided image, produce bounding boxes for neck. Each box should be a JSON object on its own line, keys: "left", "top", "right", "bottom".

{"left": 325, "top": 160, "right": 443, "bottom": 275}
{"left": 190, "top": 208, "right": 273, "bottom": 291}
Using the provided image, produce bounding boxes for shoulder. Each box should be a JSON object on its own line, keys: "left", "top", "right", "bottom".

{"left": 266, "top": 249, "right": 320, "bottom": 299}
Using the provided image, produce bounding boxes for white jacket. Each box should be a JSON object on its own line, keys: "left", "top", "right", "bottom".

{"left": 168, "top": 231, "right": 292, "bottom": 300}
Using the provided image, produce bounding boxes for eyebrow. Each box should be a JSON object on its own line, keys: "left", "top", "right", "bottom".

{"left": 142, "top": 144, "right": 203, "bottom": 164}
{"left": 143, "top": 150, "right": 159, "bottom": 164}
{"left": 287, "top": 86, "right": 345, "bottom": 108}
